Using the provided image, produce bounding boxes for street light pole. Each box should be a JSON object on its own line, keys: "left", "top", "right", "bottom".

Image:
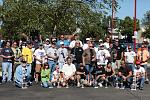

{"left": 111, "top": 0, "right": 115, "bottom": 38}
{"left": 134, "top": 0, "right": 137, "bottom": 52}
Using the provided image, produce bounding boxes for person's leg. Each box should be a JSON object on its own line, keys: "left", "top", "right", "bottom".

{"left": 142, "top": 64, "right": 149, "bottom": 82}
{"left": 15, "top": 81, "right": 22, "bottom": 88}
{"left": 27, "top": 64, "right": 31, "bottom": 76}
{"left": 58, "top": 62, "right": 64, "bottom": 70}
{"left": 7, "top": 62, "right": 12, "bottom": 82}
{"left": 85, "top": 64, "right": 90, "bottom": 81}
{"left": 50, "top": 61, "right": 56, "bottom": 81}
{"left": 42, "top": 81, "right": 48, "bottom": 88}
{"left": 89, "top": 65, "right": 94, "bottom": 81}
{"left": 139, "top": 77, "right": 145, "bottom": 89}
{"left": 2, "top": 62, "right": 8, "bottom": 82}
{"left": 35, "top": 64, "right": 41, "bottom": 82}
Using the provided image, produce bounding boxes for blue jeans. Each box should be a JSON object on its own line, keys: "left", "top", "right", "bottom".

{"left": 58, "top": 62, "right": 65, "bottom": 70}
{"left": 42, "top": 81, "right": 49, "bottom": 88}
{"left": 141, "top": 64, "right": 148, "bottom": 71}
{"left": 127, "top": 63, "right": 135, "bottom": 71}
{"left": 2, "top": 62, "right": 12, "bottom": 82}
{"left": 48, "top": 60, "right": 56, "bottom": 80}
{"left": 74, "top": 63, "right": 80, "bottom": 70}
{"left": 138, "top": 77, "right": 145, "bottom": 88}
{"left": 15, "top": 75, "right": 31, "bottom": 88}
{"left": 85, "top": 64, "right": 94, "bottom": 81}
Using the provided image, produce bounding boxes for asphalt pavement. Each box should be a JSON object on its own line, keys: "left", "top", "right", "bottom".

{"left": 0, "top": 68, "right": 150, "bottom": 100}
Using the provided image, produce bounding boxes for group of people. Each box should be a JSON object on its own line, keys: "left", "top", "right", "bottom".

{"left": 0, "top": 34, "right": 149, "bottom": 90}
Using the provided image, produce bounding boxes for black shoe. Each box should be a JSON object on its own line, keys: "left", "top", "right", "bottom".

{"left": 139, "top": 87, "right": 143, "bottom": 90}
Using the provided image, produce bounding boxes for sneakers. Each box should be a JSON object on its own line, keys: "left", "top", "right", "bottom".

{"left": 77, "top": 82, "right": 80, "bottom": 87}
{"left": 94, "top": 86, "right": 98, "bottom": 88}
{"left": 145, "top": 78, "right": 149, "bottom": 84}
{"left": 98, "top": 83, "right": 103, "bottom": 87}
{"left": 49, "top": 86, "right": 54, "bottom": 88}
{"left": 139, "top": 87, "right": 143, "bottom": 90}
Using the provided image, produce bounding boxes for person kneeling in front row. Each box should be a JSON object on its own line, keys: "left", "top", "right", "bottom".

{"left": 15, "top": 60, "right": 31, "bottom": 88}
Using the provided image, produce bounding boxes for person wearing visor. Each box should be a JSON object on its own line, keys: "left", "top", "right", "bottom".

{"left": 14, "top": 60, "right": 31, "bottom": 88}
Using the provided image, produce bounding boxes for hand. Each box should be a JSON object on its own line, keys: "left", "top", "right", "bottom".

{"left": 7, "top": 56, "right": 12, "bottom": 58}
{"left": 122, "top": 76, "right": 127, "bottom": 80}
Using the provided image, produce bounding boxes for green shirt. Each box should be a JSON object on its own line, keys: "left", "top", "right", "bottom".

{"left": 41, "top": 69, "right": 50, "bottom": 82}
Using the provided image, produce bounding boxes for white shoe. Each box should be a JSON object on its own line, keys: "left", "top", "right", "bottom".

{"left": 120, "top": 86, "right": 125, "bottom": 90}
{"left": 49, "top": 86, "right": 54, "bottom": 89}
{"left": 98, "top": 83, "right": 103, "bottom": 87}
{"left": 77, "top": 82, "right": 80, "bottom": 87}
{"left": 94, "top": 86, "right": 98, "bottom": 88}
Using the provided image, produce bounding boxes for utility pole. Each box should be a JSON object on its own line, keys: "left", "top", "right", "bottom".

{"left": 111, "top": 0, "right": 115, "bottom": 39}
{"left": 134, "top": 0, "right": 137, "bottom": 52}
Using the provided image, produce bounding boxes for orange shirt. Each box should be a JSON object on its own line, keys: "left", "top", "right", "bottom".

{"left": 137, "top": 48, "right": 149, "bottom": 65}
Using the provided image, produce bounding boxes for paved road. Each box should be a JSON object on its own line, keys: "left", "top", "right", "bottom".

{"left": 0, "top": 82, "right": 150, "bottom": 100}
{"left": 0, "top": 68, "right": 150, "bottom": 100}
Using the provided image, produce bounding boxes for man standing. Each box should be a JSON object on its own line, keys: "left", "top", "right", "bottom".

{"left": 1, "top": 41, "right": 14, "bottom": 83}
{"left": 124, "top": 45, "right": 136, "bottom": 71}
{"left": 22, "top": 41, "right": 33, "bottom": 78}
{"left": 46, "top": 42, "right": 58, "bottom": 80}
{"left": 82, "top": 43, "right": 96, "bottom": 85}
{"left": 57, "top": 42, "right": 68, "bottom": 70}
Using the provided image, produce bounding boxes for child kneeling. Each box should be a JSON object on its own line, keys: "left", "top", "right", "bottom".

{"left": 41, "top": 63, "right": 53, "bottom": 88}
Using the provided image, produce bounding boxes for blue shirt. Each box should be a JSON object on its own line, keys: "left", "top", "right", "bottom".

{"left": 56, "top": 40, "right": 70, "bottom": 48}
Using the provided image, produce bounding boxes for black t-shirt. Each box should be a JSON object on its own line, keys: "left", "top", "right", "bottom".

{"left": 1, "top": 47, "right": 14, "bottom": 62}
{"left": 77, "top": 67, "right": 88, "bottom": 79}
{"left": 92, "top": 67, "right": 105, "bottom": 76}
{"left": 105, "top": 67, "right": 113, "bottom": 76}
{"left": 113, "top": 45, "right": 124, "bottom": 60}
{"left": 118, "top": 66, "right": 132, "bottom": 76}
{"left": 71, "top": 47, "right": 83, "bottom": 63}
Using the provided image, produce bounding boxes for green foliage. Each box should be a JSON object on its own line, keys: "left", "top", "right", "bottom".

{"left": 0, "top": 0, "right": 120, "bottom": 40}
{"left": 117, "top": 16, "right": 140, "bottom": 36}
{"left": 142, "top": 10, "right": 150, "bottom": 38}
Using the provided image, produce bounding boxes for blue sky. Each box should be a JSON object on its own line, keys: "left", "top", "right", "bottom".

{"left": 0, "top": 0, "right": 150, "bottom": 20}
{"left": 110, "top": 0, "right": 150, "bottom": 20}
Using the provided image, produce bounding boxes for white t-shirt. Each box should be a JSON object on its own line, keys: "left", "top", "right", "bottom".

{"left": 133, "top": 67, "right": 145, "bottom": 76}
{"left": 34, "top": 49, "right": 46, "bottom": 64}
{"left": 124, "top": 51, "right": 136, "bottom": 63}
{"left": 57, "top": 47, "right": 68, "bottom": 63}
{"left": 103, "top": 42, "right": 109, "bottom": 49}
{"left": 46, "top": 47, "right": 58, "bottom": 61}
{"left": 52, "top": 70, "right": 59, "bottom": 80}
{"left": 69, "top": 40, "right": 83, "bottom": 48}
{"left": 61, "top": 63, "right": 76, "bottom": 77}
{"left": 96, "top": 49, "right": 110, "bottom": 65}
{"left": 83, "top": 43, "right": 88, "bottom": 50}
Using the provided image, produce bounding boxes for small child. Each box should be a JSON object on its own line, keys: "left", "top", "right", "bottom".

{"left": 41, "top": 63, "right": 52, "bottom": 88}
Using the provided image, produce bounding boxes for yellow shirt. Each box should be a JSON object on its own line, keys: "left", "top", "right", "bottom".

{"left": 22, "top": 47, "right": 33, "bottom": 64}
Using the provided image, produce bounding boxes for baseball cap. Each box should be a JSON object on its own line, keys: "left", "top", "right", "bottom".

{"left": 136, "top": 60, "right": 141, "bottom": 65}
{"left": 60, "top": 41, "right": 64, "bottom": 45}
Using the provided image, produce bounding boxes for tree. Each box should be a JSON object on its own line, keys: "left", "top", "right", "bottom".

{"left": 0, "top": 0, "right": 121, "bottom": 40}
{"left": 142, "top": 10, "right": 150, "bottom": 38}
{"left": 118, "top": 16, "right": 140, "bottom": 36}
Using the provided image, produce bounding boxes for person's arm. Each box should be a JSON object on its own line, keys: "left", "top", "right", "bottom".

{"left": 126, "top": 71, "right": 132, "bottom": 79}
{"left": 76, "top": 71, "right": 85, "bottom": 75}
